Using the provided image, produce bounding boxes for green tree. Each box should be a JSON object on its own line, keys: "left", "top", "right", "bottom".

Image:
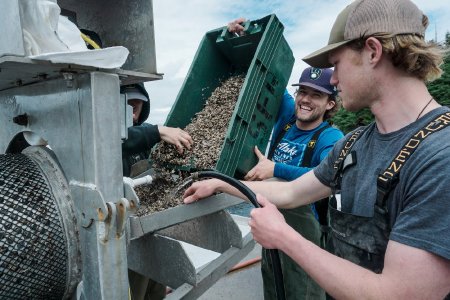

{"left": 428, "top": 52, "right": 450, "bottom": 107}
{"left": 331, "top": 107, "right": 374, "bottom": 134}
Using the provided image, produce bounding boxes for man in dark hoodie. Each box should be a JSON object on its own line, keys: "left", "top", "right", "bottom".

{"left": 121, "top": 83, "right": 192, "bottom": 299}
{"left": 120, "top": 83, "right": 193, "bottom": 177}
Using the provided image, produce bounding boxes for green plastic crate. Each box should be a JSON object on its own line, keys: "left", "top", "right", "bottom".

{"left": 165, "top": 14, "right": 294, "bottom": 179}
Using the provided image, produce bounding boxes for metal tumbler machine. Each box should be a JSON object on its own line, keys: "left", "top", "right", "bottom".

{"left": 0, "top": 1, "right": 256, "bottom": 299}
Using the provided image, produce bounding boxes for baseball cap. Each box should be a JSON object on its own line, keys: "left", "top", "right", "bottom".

{"left": 292, "top": 67, "right": 336, "bottom": 96}
{"left": 121, "top": 86, "right": 149, "bottom": 102}
{"left": 303, "top": 0, "right": 428, "bottom": 68}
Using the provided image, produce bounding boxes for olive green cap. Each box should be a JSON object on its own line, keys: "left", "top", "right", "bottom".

{"left": 303, "top": 0, "right": 428, "bottom": 68}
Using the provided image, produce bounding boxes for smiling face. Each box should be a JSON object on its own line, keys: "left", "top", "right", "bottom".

{"left": 294, "top": 86, "right": 335, "bottom": 130}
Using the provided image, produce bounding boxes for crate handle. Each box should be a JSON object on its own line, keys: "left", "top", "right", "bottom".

{"left": 217, "top": 20, "right": 261, "bottom": 43}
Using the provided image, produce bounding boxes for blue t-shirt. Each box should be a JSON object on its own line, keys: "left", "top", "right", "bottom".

{"left": 270, "top": 90, "right": 344, "bottom": 181}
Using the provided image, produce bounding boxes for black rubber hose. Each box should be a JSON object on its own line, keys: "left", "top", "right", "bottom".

{"left": 194, "top": 171, "right": 286, "bottom": 300}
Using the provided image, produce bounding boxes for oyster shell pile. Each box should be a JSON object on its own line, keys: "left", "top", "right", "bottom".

{"left": 135, "top": 75, "right": 245, "bottom": 216}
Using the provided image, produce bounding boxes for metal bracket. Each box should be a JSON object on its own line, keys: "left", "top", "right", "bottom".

{"left": 116, "top": 198, "right": 131, "bottom": 238}
{"left": 123, "top": 177, "right": 140, "bottom": 212}
{"left": 97, "top": 199, "right": 130, "bottom": 242}
{"left": 70, "top": 181, "right": 109, "bottom": 228}
{"left": 98, "top": 202, "right": 115, "bottom": 243}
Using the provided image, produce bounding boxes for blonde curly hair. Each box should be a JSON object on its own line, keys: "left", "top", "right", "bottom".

{"left": 349, "top": 26, "right": 445, "bottom": 82}
{"left": 324, "top": 94, "right": 342, "bottom": 121}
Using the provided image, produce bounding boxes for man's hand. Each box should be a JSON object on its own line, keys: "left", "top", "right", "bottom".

{"left": 228, "top": 17, "right": 247, "bottom": 36}
{"left": 249, "top": 194, "right": 289, "bottom": 249}
{"left": 244, "top": 146, "right": 275, "bottom": 181}
{"left": 183, "top": 179, "right": 221, "bottom": 204}
{"left": 158, "top": 126, "right": 193, "bottom": 154}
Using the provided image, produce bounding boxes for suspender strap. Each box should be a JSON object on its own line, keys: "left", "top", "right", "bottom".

{"left": 268, "top": 117, "right": 296, "bottom": 160}
{"left": 300, "top": 123, "right": 331, "bottom": 167}
{"left": 331, "top": 127, "right": 368, "bottom": 191}
{"left": 298, "top": 123, "right": 331, "bottom": 228}
{"left": 332, "top": 128, "right": 366, "bottom": 171}
{"left": 376, "top": 112, "right": 450, "bottom": 207}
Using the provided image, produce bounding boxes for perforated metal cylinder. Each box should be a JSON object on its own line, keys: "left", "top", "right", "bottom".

{"left": 0, "top": 147, "right": 80, "bottom": 299}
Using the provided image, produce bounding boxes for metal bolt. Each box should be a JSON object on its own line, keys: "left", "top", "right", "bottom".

{"left": 62, "top": 72, "right": 75, "bottom": 88}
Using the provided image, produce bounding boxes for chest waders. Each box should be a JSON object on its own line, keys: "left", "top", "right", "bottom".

{"left": 328, "top": 112, "right": 450, "bottom": 273}
{"left": 264, "top": 121, "right": 331, "bottom": 300}
{"left": 269, "top": 120, "right": 332, "bottom": 232}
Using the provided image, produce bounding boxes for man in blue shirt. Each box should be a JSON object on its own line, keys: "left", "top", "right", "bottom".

{"left": 244, "top": 67, "right": 344, "bottom": 300}
{"left": 245, "top": 67, "right": 343, "bottom": 182}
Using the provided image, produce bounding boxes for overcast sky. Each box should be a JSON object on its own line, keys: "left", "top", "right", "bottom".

{"left": 145, "top": 0, "right": 450, "bottom": 125}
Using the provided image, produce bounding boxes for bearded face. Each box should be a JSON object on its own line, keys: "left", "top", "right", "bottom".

{"left": 295, "top": 86, "right": 334, "bottom": 125}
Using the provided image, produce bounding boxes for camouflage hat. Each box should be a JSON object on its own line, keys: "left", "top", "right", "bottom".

{"left": 303, "top": 0, "right": 428, "bottom": 68}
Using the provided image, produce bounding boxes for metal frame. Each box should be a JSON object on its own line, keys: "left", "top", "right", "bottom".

{"left": 0, "top": 1, "right": 256, "bottom": 298}
{"left": 0, "top": 69, "right": 130, "bottom": 299}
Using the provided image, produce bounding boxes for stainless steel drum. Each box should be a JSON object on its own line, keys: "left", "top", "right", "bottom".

{"left": 0, "top": 146, "right": 81, "bottom": 299}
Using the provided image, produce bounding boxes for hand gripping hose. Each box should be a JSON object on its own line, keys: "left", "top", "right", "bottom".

{"left": 192, "top": 171, "right": 286, "bottom": 300}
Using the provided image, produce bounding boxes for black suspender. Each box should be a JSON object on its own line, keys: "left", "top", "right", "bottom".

{"left": 331, "top": 127, "right": 367, "bottom": 193}
{"left": 300, "top": 123, "right": 331, "bottom": 167}
{"left": 299, "top": 122, "right": 331, "bottom": 228}
{"left": 268, "top": 118, "right": 296, "bottom": 160}
{"left": 332, "top": 112, "right": 450, "bottom": 208}
{"left": 376, "top": 112, "right": 450, "bottom": 208}
{"left": 268, "top": 120, "right": 332, "bottom": 228}
{"left": 268, "top": 119, "right": 330, "bottom": 163}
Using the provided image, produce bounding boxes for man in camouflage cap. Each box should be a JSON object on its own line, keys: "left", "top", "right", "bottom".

{"left": 185, "top": 0, "right": 450, "bottom": 298}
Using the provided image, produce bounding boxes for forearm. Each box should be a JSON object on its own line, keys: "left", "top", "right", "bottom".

{"left": 215, "top": 170, "right": 328, "bottom": 208}
{"left": 122, "top": 124, "right": 161, "bottom": 155}
{"left": 214, "top": 179, "right": 294, "bottom": 207}
{"left": 274, "top": 162, "right": 311, "bottom": 181}
{"left": 281, "top": 230, "right": 381, "bottom": 299}
{"left": 280, "top": 232, "right": 450, "bottom": 299}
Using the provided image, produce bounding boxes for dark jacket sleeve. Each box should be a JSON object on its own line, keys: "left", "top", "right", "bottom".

{"left": 122, "top": 123, "right": 161, "bottom": 156}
